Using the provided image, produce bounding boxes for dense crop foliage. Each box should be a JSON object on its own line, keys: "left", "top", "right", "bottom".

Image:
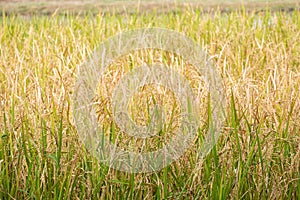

{"left": 0, "top": 9, "right": 300, "bottom": 199}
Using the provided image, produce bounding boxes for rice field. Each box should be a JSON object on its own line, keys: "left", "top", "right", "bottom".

{"left": 0, "top": 2, "right": 300, "bottom": 199}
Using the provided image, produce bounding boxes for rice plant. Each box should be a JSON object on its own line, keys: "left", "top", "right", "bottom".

{"left": 0, "top": 5, "right": 299, "bottom": 199}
